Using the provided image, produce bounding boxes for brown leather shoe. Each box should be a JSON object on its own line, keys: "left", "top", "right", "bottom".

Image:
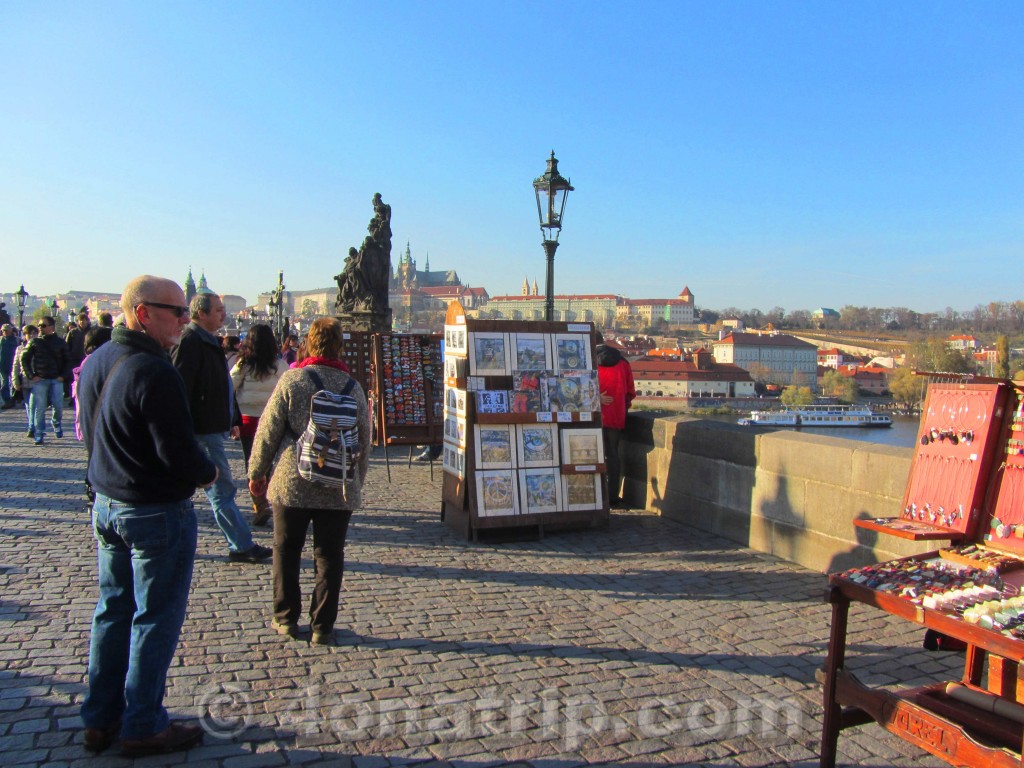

{"left": 119, "top": 721, "right": 203, "bottom": 757}
{"left": 83, "top": 723, "right": 120, "bottom": 753}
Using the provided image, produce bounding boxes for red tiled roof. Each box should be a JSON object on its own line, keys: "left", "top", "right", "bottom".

{"left": 714, "top": 332, "right": 816, "bottom": 349}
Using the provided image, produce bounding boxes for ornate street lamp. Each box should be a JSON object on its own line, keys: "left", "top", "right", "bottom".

{"left": 14, "top": 285, "right": 28, "bottom": 328}
{"left": 47, "top": 298, "right": 60, "bottom": 320}
{"left": 533, "top": 151, "right": 574, "bottom": 321}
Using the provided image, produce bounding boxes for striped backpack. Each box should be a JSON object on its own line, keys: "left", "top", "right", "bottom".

{"left": 295, "top": 369, "right": 360, "bottom": 491}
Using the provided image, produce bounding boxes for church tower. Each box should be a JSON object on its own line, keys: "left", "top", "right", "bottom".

{"left": 197, "top": 271, "right": 213, "bottom": 295}
{"left": 522, "top": 277, "right": 530, "bottom": 296}
{"left": 184, "top": 268, "right": 196, "bottom": 304}
{"left": 532, "top": 279, "right": 539, "bottom": 296}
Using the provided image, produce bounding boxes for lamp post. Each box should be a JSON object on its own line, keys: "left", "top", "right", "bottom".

{"left": 47, "top": 298, "right": 60, "bottom": 321}
{"left": 533, "top": 151, "right": 574, "bottom": 321}
{"left": 14, "top": 285, "right": 28, "bottom": 328}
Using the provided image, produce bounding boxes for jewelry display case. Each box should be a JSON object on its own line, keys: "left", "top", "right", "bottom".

{"left": 821, "top": 379, "right": 1024, "bottom": 768}
{"left": 439, "top": 302, "right": 609, "bottom": 540}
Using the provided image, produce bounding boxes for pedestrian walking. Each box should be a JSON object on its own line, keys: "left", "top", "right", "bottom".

{"left": 173, "top": 292, "right": 271, "bottom": 564}
{"left": 20, "top": 315, "right": 71, "bottom": 445}
{"left": 0, "top": 323, "right": 17, "bottom": 409}
{"left": 13, "top": 325, "right": 37, "bottom": 435}
{"left": 248, "top": 317, "right": 370, "bottom": 645}
{"left": 78, "top": 275, "right": 217, "bottom": 757}
{"left": 230, "top": 323, "right": 286, "bottom": 525}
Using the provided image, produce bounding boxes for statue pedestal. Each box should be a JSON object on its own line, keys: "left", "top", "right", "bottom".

{"left": 336, "top": 310, "right": 392, "bottom": 333}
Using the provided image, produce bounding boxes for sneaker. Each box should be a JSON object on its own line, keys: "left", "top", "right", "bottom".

{"left": 34, "top": 438, "right": 43, "bottom": 446}
{"left": 26, "top": 431, "right": 34, "bottom": 439}
{"left": 228, "top": 544, "right": 272, "bottom": 564}
{"left": 55, "top": 427, "right": 64, "bottom": 438}
{"left": 271, "top": 618, "right": 298, "bottom": 638}
{"left": 119, "top": 721, "right": 203, "bottom": 758}
{"left": 310, "top": 628, "right": 334, "bottom": 646}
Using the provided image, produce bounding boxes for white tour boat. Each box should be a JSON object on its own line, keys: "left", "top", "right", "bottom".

{"left": 737, "top": 405, "right": 892, "bottom": 428}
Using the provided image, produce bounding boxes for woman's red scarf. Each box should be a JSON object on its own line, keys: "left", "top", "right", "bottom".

{"left": 294, "top": 356, "right": 350, "bottom": 373}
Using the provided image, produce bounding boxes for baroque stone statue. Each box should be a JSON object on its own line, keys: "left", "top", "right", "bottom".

{"left": 334, "top": 193, "right": 392, "bottom": 315}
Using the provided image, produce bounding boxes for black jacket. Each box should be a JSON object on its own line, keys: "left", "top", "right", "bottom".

{"left": 172, "top": 324, "right": 239, "bottom": 435}
{"left": 21, "top": 333, "right": 71, "bottom": 380}
{"left": 79, "top": 327, "right": 216, "bottom": 503}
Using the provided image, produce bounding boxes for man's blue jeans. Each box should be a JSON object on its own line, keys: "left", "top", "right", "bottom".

{"left": 81, "top": 495, "right": 198, "bottom": 740}
{"left": 195, "top": 432, "right": 255, "bottom": 554}
{"left": 29, "top": 378, "right": 63, "bottom": 437}
{"left": 0, "top": 366, "right": 13, "bottom": 404}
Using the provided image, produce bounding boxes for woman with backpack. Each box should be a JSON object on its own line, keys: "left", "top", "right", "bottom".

{"left": 230, "top": 324, "right": 286, "bottom": 526}
{"left": 247, "top": 318, "right": 370, "bottom": 646}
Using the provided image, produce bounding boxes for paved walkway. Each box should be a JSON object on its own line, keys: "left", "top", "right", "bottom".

{"left": 0, "top": 405, "right": 958, "bottom": 767}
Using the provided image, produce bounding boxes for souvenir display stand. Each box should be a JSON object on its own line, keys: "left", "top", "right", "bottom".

{"left": 820, "top": 379, "right": 1024, "bottom": 768}
{"left": 439, "top": 302, "right": 610, "bottom": 541}
{"left": 338, "top": 331, "right": 375, "bottom": 397}
{"left": 370, "top": 333, "right": 444, "bottom": 479}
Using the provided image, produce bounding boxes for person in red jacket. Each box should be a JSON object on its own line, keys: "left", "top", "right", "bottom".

{"left": 595, "top": 331, "right": 635, "bottom": 507}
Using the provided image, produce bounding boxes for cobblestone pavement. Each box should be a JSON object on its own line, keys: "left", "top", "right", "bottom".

{"left": 0, "top": 405, "right": 960, "bottom": 767}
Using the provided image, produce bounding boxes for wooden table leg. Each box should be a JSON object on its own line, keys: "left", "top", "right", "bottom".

{"left": 821, "top": 586, "right": 850, "bottom": 768}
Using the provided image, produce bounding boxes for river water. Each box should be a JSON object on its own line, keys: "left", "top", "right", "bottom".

{"left": 700, "top": 414, "right": 921, "bottom": 449}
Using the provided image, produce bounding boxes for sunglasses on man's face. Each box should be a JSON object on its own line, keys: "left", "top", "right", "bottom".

{"left": 139, "top": 302, "right": 189, "bottom": 318}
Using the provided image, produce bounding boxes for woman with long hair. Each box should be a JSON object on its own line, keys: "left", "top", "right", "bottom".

{"left": 231, "top": 324, "right": 286, "bottom": 525}
{"left": 247, "top": 318, "right": 370, "bottom": 645}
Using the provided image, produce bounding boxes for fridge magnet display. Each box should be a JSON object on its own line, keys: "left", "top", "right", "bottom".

{"left": 474, "top": 424, "right": 515, "bottom": 469}
{"left": 469, "top": 332, "right": 510, "bottom": 376}
{"left": 475, "top": 390, "right": 510, "bottom": 414}
{"left": 562, "top": 473, "right": 602, "bottom": 511}
{"left": 513, "top": 333, "right": 551, "bottom": 371}
{"left": 516, "top": 423, "right": 559, "bottom": 468}
{"left": 444, "top": 326, "right": 467, "bottom": 355}
{"left": 553, "top": 334, "right": 591, "bottom": 372}
{"left": 561, "top": 428, "right": 605, "bottom": 465}
{"left": 476, "top": 469, "right": 519, "bottom": 517}
{"left": 442, "top": 443, "right": 465, "bottom": 478}
{"left": 518, "top": 467, "right": 562, "bottom": 514}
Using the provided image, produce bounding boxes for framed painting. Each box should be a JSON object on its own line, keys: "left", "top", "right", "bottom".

{"left": 475, "top": 390, "right": 510, "bottom": 414}
{"left": 553, "top": 334, "right": 591, "bottom": 372}
{"left": 444, "top": 355, "right": 467, "bottom": 380}
{"left": 562, "top": 473, "right": 602, "bottom": 511}
{"left": 444, "top": 414, "right": 466, "bottom": 447}
{"left": 516, "top": 423, "right": 559, "bottom": 468}
{"left": 469, "top": 332, "right": 510, "bottom": 376}
{"left": 518, "top": 467, "right": 562, "bottom": 514}
{"left": 442, "top": 443, "right": 465, "bottom": 478}
{"left": 512, "top": 333, "right": 550, "bottom": 372}
{"left": 474, "top": 424, "right": 515, "bottom": 469}
{"left": 445, "top": 386, "right": 468, "bottom": 416}
{"left": 445, "top": 326, "right": 468, "bottom": 355}
{"left": 476, "top": 469, "right": 518, "bottom": 517}
{"left": 560, "top": 428, "right": 604, "bottom": 466}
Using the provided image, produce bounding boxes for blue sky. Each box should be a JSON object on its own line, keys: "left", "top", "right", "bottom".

{"left": 2, "top": 1, "right": 1021, "bottom": 314}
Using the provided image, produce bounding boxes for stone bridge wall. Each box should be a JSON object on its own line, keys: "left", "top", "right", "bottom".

{"left": 620, "top": 414, "right": 933, "bottom": 573}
